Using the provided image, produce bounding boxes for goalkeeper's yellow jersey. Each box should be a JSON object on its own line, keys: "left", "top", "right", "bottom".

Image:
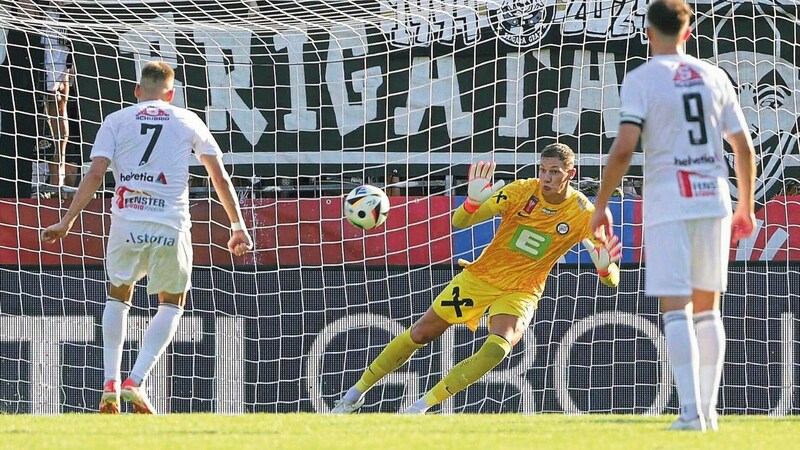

{"left": 453, "top": 178, "right": 599, "bottom": 298}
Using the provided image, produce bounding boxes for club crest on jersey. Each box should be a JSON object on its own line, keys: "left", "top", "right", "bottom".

{"left": 673, "top": 64, "right": 704, "bottom": 87}
{"left": 135, "top": 105, "right": 171, "bottom": 121}
{"left": 523, "top": 195, "right": 539, "bottom": 214}
{"left": 556, "top": 222, "right": 570, "bottom": 235}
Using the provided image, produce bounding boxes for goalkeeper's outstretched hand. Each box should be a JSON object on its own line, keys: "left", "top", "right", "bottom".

{"left": 582, "top": 234, "right": 622, "bottom": 276}
{"left": 465, "top": 161, "right": 505, "bottom": 212}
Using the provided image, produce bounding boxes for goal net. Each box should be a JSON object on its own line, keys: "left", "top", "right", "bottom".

{"left": 0, "top": 0, "right": 797, "bottom": 415}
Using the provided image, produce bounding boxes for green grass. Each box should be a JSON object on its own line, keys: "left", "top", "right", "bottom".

{"left": 0, "top": 414, "right": 796, "bottom": 449}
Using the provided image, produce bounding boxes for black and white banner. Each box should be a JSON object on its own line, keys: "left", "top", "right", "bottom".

{"left": 1, "top": 1, "right": 798, "bottom": 196}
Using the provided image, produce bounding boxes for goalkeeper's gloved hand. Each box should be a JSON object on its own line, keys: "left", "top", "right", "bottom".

{"left": 464, "top": 161, "right": 505, "bottom": 213}
{"left": 582, "top": 234, "right": 622, "bottom": 277}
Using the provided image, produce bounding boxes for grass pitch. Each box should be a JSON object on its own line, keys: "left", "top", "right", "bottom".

{"left": 0, "top": 414, "right": 796, "bottom": 449}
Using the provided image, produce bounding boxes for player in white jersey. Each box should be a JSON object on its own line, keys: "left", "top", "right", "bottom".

{"left": 590, "top": 0, "right": 756, "bottom": 432}
{"left": 41, "top": 61, "right": 253, "bottom": 414}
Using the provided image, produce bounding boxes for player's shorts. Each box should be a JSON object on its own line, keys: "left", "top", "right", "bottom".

{"left": 432, "top": 269, "right": 538, "bottom": 332}
{"left": 644, "top": 216, "right": 731, "bottom": 297}
{"left": 43, "top": 43, "right": 70, "bottom": 92}
{"left": 106, "top": 217, "right": 192, "bottom": 295}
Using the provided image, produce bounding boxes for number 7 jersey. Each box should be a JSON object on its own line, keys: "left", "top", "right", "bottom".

{"left": 90, "top": 100, "right": 222, "bottom": 230}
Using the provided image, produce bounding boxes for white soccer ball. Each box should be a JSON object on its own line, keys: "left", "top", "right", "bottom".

{"left": 344, "top": 185, "right": 390, "bottom": 230}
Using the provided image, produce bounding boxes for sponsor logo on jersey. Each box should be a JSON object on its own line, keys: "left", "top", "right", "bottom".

{"left": 556, "top": 222, "right": 570, "bottom": 235}
{"left": 509, "top": 225, "right": 553, "bottom": 260}
{"left": 577, "top": 196, "right": 588, "bottom": 211}
{"left": 490, "top": 0, "right": 551, "bottom": 48}
{"left": 674, "top": 155, "right": 716, "bottom": 167}
{"left": 542, "top": 207, "right": 557, "bottom": 215}
{"left": 135, "top": 105, "right": 171, "bottom": 121}
{"left": 115, "top": 186, "right": 167, "bottom": 212}
{"left": 523, "top": 195, "right": 539, "bottom": 213}
{"left": 673, "top": 64, "right": 705, "bottom": 87}
{"left": 126, "top": 232, "right": 176, "bottom": 246}
{"left": 119, "top": 172, "right": 168, "bottom": 184}
{"left": 492, "top": 191, "right": 508, "bottom": 204}
{"left": 677, "top": 170, "right": 719, "bottom": 197}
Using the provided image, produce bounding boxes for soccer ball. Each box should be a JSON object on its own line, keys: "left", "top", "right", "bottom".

{"left": 344, "top": 185, "right": 390, "bottom": 230}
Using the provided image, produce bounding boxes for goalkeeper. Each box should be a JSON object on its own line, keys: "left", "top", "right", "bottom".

{"left": 332, "top": 143, "right": 621, "bottom": 414}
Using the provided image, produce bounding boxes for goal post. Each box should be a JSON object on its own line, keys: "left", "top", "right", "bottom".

{"left": 0, "top": 0, "right": 798, "bottom": 414}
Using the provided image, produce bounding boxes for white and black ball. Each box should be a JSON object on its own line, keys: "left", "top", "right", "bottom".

{"left": 344, "top": 185, "right": 390, "bottom": 230}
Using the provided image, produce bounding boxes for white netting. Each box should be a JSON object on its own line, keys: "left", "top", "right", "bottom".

{"left": 0, "top": 0, "right": 797, "bottom": 414}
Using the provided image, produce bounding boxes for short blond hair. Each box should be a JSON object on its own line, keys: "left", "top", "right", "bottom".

{"left": 140, "top": 61, "right": 174, "bottom": 91}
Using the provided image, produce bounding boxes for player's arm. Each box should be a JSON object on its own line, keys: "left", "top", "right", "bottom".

{"left": 721, "top": 75, "right": 757, "bottom": 244}
{"left": 199, "top": 154, "right": 253, "bottom": 256}
{"left": 452, "top": 161, "right": 506, "bottom": 229}
{"left": 581, "top": 234, "right": 622, "bottom": 287}
{"left": 41, "top": 156, "right": 110, "bottom": 243}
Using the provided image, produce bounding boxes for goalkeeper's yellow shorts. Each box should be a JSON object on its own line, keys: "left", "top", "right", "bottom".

{"left": 432, "top": 269, "right": 538, "bottom": 332}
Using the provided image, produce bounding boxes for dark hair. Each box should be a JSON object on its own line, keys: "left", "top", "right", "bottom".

{"left": 647, "top": 0, "right": 692, "bottom": 36}
{"left": 541, "top": 143, "right": 575, "bottom": 168}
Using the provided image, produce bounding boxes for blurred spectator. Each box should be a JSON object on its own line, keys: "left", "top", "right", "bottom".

{"left": 781, "top": 179, "right": 800, "bottom": 197}
{"left": 40, "top": 1, "right": 75, "bottom": 191}
{"left": 385, "top": 169, "right": 402, "bottom": 196}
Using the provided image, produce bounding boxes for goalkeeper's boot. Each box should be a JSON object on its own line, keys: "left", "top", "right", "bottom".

{"left": 98, "top": 380, "right": 120, "bottom": 414}
{"left": 668, "top": 415, "right": 706, "bottom": 431}
{"left": 121, "top": 378, "right": 157, "bottom": 414}
{"left": 400, "top": 405, "right": 428, "bottom": 415}
{"left": 330, "top": 397, "right": 364, "bottom": 414}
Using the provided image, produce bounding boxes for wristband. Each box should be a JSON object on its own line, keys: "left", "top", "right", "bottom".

{"left": 463, "top": 200, "right": 480, "bottom": 214}
{"left": 231, "top": 222, "right": 245, "bottom": 231}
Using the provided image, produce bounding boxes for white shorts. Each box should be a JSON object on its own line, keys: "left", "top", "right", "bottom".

{"left": 106, "top": 217, "right": 192, "bottom": 295}
{"left": 43, "top": 43, "right": 70, "bottom": 92}
{"left": 644, "top": 216, "right": 731, "bottom": 297}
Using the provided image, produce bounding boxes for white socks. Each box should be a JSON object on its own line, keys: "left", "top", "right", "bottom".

{"left": 694, "top": 310, "right": 725, "bottom": 419}
{"left": 129, "top": 304, "right": 183, "bottom": 385}
{"left": 663, "top": 309, "right": 701, "bottom": 419}
{"left": 102, "top": 299, "right": 130, "bottom": 383}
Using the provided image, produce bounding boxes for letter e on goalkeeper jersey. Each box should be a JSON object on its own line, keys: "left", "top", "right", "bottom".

{"left": 619, "top": 54, "right": 749, "bottom": 226}
{"left": 90, "top": 100, "right": 222, "bottom": 230}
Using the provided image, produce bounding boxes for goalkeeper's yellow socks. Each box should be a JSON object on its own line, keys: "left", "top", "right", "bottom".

{"left": 418, "top": 334, "right": 512, "bottom": 410}
{"left": 343, "top": 328, "right": 424, "bottom": 403}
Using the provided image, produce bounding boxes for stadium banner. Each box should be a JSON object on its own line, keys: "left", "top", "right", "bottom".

{"left": 3, "top": 196, "right": 800, "bottom": 265}
{"left": 0, "top": 265, "right": 797, "bottom": 414}
{"left": 28, "top": 0, "right": 792, "bottom": 199}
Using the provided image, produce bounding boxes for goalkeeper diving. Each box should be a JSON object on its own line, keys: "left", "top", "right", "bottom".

{"left": 332, "top": 143, "right": 621, "bottom": 414}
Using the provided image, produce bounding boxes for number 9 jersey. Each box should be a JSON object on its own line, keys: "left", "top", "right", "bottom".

{"left": 619, "top": 54, "right": 749, "bottom": 226}
{"left": 90, "top": 100, "right": 223, "bottom": 230}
